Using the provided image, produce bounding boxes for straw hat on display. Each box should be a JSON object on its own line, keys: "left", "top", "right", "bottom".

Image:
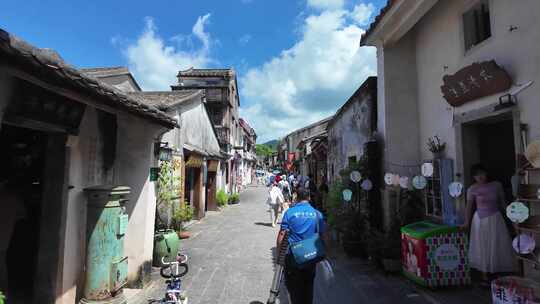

{"left": 525, "top": 140, "right": 540, "bottom": 168}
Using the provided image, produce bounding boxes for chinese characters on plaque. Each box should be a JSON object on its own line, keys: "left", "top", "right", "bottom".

{"left": 440, "top": 60, "right": 512, "bottom": 107}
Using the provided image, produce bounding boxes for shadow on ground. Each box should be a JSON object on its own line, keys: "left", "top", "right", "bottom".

{"left": 254, "top": 222, "right": 274, "bottom": 227}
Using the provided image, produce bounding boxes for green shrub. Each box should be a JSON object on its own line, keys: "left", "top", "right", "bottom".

{"left": 172, "top": 203, "right": 194, "bottom": 231}
{"left": 229, "top": 193, "right": 240, "bottom": 204}
{"left": 326, "top": 180, "right": 345, "bottom": 227}
{"left": 216, "top": 190, "right": 229, "bottom": 207}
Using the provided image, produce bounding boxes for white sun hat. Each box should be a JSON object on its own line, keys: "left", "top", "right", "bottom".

{"left": 525, "top": 140, "right": 540, "bottom": 168}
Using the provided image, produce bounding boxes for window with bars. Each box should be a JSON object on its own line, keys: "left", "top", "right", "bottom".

{"left": 463, "top": 0, "right": 491, "bottom": 51}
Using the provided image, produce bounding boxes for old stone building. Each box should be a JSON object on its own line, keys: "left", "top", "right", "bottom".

{"left": 327, "top": 76, "right": 377, "bottom": 183}
{"left": 0, "top": 29, "right": 176, "bottom": 303}
{"left": 172, "top": 68, "right": 243, "bottom": 193}
{"left": 278, "top": 116, "right": 333, "bottom": 176}
{"left": 129, "top": 90, "right": 225, "bottom": 217}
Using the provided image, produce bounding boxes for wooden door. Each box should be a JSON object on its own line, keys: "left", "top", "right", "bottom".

{"left": 206, "top": 172, "right": 217, "bottom": 211}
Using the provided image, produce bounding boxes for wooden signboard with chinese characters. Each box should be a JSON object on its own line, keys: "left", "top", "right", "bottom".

{"left": 441, "top": 60, "right": 512, "bottom": 107}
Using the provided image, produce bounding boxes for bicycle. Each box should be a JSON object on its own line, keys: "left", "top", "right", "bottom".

{"left": 148, "top": 254, "right": 189, "bottom": 304}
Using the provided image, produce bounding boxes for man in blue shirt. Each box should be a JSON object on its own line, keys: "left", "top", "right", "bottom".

{"left": 276, "top": 188, "right": 327, "bottom": 304}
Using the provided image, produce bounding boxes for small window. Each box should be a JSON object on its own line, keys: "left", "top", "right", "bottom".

{"left": 463, "top": 0, "right": 491, "bottom": 51}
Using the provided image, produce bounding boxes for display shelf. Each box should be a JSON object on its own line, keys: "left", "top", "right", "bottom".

{"left": 514, "top": 225, "right": 540, "bottom": 234}
{"left": 522, "top": 167, "right": 540, "bottom": 171}
{"left": 518, "top": 198, "right": 540, "bottom": 203}
{"left": 515, "top": 254, "right": 540, "bottom": 267}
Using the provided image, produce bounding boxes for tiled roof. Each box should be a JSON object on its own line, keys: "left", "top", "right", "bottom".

{"left": 129, "top": 90, "right": 202, "bottom": 110}
{"left": 80, "top": 66, "right": 130, "bottom": 78}
{"left": 328, "top": 76, "right": 377, "bottom": 127}
{"left": 0, "top": 29, "right": 177, "bottom": 128}
{"left": 178, "top": 67, "right": 235, "bottom": 78}
{"left": 360, "top": 0, "right": 397, "bottom": 46}
{"left": 286, "top": 115, "right": 334, "bottom": 138}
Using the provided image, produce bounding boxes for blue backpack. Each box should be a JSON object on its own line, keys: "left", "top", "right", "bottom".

{"left": 288, "top": 213, "right": 326, "bottom": 268}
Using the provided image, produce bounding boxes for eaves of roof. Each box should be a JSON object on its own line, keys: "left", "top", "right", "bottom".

{"left": 177, "top": 67, "right": 235, "bottom": 78}
{"left": 0, "top": 29, "right": 177, "bottom": 128}
{"left": 360, "top": 0, "right": 398, "bottom": 46}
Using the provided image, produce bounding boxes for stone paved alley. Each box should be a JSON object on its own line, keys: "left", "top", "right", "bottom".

{"left": 130, "top": 186, "right": 490, "bottom": 304}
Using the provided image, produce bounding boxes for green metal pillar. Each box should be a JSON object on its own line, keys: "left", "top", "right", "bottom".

{"left": 80, "top": 186, "right": 130, "bottom": 304}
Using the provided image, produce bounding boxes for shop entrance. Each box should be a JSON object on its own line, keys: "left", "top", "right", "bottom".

{"left": 0, "top": 124, "right": 47, "bottom": 301}
{"left": 461, "top": 112, "right": 516, "bottom": 198}
{"left": 206, "top": 171, "right": 217, "bottom": 211}
{"left": 185, "top": 166, "right": 203, "bottom": 219}
{"left": 0, "top": 122, "right": 68, "bottom": 302}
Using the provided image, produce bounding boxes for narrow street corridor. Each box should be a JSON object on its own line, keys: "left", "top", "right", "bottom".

{"left": 134, "top": 186, "right": 489, "bottom": 304}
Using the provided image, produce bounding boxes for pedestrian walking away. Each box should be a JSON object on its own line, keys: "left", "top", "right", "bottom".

{"left": 276, "top": 188, "right": 328, "bottom": 304}
{"left": 267, "top": 182, "right": 285, "bottom": 227}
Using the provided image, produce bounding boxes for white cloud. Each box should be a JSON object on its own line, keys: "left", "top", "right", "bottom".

{"left": 238, "top": 34, "right": 252, "bottom": 45}
{"left": 350, "top": 3, "right": 375, "bottom": 25}
{"left": 307, "top": 0, "right": 345, "bottom": 10}
{"left": 240, "top": 4, "right": 377, "bottom": 142}
{"left": 123, "top": 15, "right": 213, "bottom": 91}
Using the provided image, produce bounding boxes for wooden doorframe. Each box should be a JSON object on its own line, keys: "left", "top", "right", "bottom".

{"left": 455, "top": 106, "right": 520, "bottom": 185}
{"left": 33, "top": 133, "right": 69, "bottom": 303}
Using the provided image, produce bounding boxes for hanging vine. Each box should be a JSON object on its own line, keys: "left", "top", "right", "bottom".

{"left": 156, "top": 160, "right": 174, "bottom": 229}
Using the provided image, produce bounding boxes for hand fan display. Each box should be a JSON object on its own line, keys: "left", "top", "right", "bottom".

{"left": 412, "top": 176, "right": 427, "bottom": 190}
{"left": 361, "top": 179, "right": 373, "bottom": 191}
{"left": 384, "top": 173, "right": 394, "bottom": 186}
{"left": 392, "top": 174, "right": 400, "bottom": 186}
{"left": 421, "top": 163, "right": 434, "bottom": 177}
{"left": 399, "top": 176, "right": 409, "bottom": 189}
{"left": 350, "top": 171, "right": 362, "bottom": 183}
{"left": 448, "top": 182, "right": 463, "bottom": 198}
{"left": 506, "top": 201, "right": 530, "bottom": 223}
{"left": 342, "top": 189, "right": 353, "bottom": 202}
{"left": 513, "top": 234, "right": 536, "bottom": 254}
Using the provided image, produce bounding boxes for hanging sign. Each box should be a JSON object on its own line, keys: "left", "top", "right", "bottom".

{"left": 350, "top": 171, "right": 362, "bottom": 183}
{"left": 207, "top": 160, "right": 219, "bottom": 172}
{"left": 441, "top": 60, "right": 512, "bottom": 107}
{"left": 149, "top": 167, "right": 159, "bottom": 182}
{"left": 506, "top": 201, "right": 529, "bottom": 223}
{"left": 185, "top": 154, "right": 204, "bottom": 168}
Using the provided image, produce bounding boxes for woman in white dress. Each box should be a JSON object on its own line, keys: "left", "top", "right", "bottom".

{"left": 463, "top": 164, "right": 517, "bottom": 285}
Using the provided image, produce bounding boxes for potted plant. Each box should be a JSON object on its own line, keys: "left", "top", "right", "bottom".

{"left": 427, "top": 135, "right": 446, "bottom": 159}
{"left": 173, "top": 203, "right": 194, "bottom": 239}
{"left": 228, "top": 193, "right": 240, "bottom": 205}
{"left": 216, "top": 190, "right": 229, "bottom": 208}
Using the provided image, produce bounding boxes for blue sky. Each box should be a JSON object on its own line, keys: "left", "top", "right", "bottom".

{"left": 0, "top": 0, "right": 386, "bottom": 142}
